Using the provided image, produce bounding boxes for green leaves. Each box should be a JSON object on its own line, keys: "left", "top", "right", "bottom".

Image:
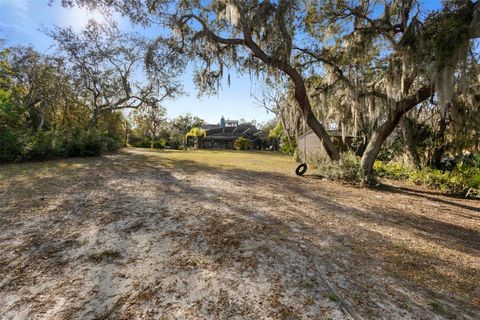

{"left": 185, "top": 127, "right": 206, "bottom": 138}
{"left": 233, "top": 136, "right": 251, "bottom": 150}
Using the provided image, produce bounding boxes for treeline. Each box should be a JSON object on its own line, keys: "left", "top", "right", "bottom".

{"left": 0, "top": 37, "right": 268, "bottom": 162}
{"left": 0, "top": 21, "right": 183, "bottom": 163}
{"left": 0, "top": 46, "right": 124, "bottom": 162}
{"left": 2, "top": 1, "right": 480, "bottom": 197}
{"left": 127, "top": 111, "right": 206, "bottom": 150}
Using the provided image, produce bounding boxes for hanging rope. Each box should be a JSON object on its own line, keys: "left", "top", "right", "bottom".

{"left": 296, "top": 101, "right": 309, "bottom": 176}
{"left": 303, "top": 115, "right": 307, "bottom": 161}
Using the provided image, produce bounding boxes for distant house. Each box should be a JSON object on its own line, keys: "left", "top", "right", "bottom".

{"left": 198, "top": 116, "right": 269, "bottom": 150}
{"left": 297, "top": 130, "right": 358, "bottom": 161}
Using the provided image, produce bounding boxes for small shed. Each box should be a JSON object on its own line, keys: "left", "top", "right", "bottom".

{"left": 297, "top": 130, "right": 357, "bottom": 162}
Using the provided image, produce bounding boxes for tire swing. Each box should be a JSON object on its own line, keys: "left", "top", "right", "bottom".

{"left": 295, "top": 114, "right": 308, "bottom": 176}
{"left": 295, "top": 162, "right": 308, "bottom": 176}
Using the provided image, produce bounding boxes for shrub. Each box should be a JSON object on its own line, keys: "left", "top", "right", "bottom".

{"left": 128, "top": 133, "right": 152, "bottom": 148}
{"left": 0, "top": 126, "right": 23, "bottom": 163}
{"left": 234, "top": 136, "right": 251, "bottom": 150}
{"left": 167, "top": 140, "right": 181, "bottom": 149}
{"left": 293, "top": 147, "right": 299, "bottom": 162}
{"left": 128, "top": 137, "right": 166, "bottom": 149}
{"left": 374, "top": 161, "right": 412, "bottom": 180}
{"left": 374, "top": 160, "right": 480, "bottom": 198}
{"left": 0, "top": 128, "right": 122, "bottom": 163}
{"left": 281, "top": 135, "right": 296, "bottom": 155}
{"left": 23, "top": 130, "right": 62, "bottom": 160}
{"left": 153, "top": 139, "right": 167, "bottom": 149}
{"left": 63, "top": 129, "right": 121, "bottom": 157}
{"left": 377, "top": 136, "right": 403, "bottom": 162}
{"left": 461, "top": 153, "right": 480, "bottom": 168}
{"left": 311, "top": 151, "right": 370, "bottom": 184}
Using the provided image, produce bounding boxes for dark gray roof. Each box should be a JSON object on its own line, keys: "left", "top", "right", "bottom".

{"left": 202, "top": 124, "right": 221, "bottom": 130}
{"left": 203, "top": 124, "right": 264, "bottom": 140}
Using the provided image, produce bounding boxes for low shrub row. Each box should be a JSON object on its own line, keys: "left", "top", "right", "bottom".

{"left": 309, "top": 150, "right": 479, "bottom": 198}
{"left": 0, "top": 128, "right": 122, "bottom": 163}
{"left": 374, "top": 161, "right": 480, "bottom": 198}
{"left": 311, "top": 151, "right": 372, "bottom": 184}
{"left": 128, "top": 134, "right": 168, "bottom": 149}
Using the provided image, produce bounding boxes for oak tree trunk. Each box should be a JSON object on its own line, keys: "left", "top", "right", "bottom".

{"left": 292, "top": 79, "right": 341, "bottom": 161}
{"left": 360, "top": 113, "right": 402, "bottom": 176}
{"left": 400, "top": 116, "right": 421, "bottom": 169}
{"left": 360, "top": 85, "right": 433, "bottom": 175}
{"left": 431, "top": 116, "right": 448, "bottom": 169}
{"left": 88, "top": 111, "right": 99, "bottom": 129}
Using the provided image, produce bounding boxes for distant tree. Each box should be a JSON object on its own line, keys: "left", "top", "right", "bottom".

{"left": 267, "top": 122, "right": 282, "bottom": 152}
{"left": 185, "top": 127, "right": 206, "bottom": 149}
{"left": 238, "top": 119, "right": 258, "bottom": 127}
{"left": 255, "top": 86, "right": 300, "bottom": 153}
{"left": 172, "top": 113, "right": 206, "bottom": 134}
{"left": 4, "top": 46, "right": 78, "bottom": 132}
{"left": 59, "top": 0, "right": 341, "bottom": 161}
{"left": 48, "top": 21, "right": 183, "bottom": 128}
{"left": 133, "top": 105, "right": 167, "bottom": 149}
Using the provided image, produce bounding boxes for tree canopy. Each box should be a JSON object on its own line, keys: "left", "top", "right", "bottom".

{"left": 58, "top": 0, "right": 480, "bottom": 174}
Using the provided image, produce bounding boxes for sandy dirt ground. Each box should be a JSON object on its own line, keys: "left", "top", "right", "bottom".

{"left": 0, "top": 148, "right": 479, "bottom": 319}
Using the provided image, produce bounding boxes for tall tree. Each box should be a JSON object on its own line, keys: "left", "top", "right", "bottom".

{"left": 59, "top": 0, "right": 341, "bottom": 160}
{"left": 48, "top": 20, "right": 183, "bottom": 128}
{"left": 61, "top": 0, "right": 480, "bottom": 173}
{"left": 133, "top": 105, "right": 167, "bottom": 149}
{"left": 301, "top": 0, "right": 479, "bottom": 174}
{"left": 171, "top": 113, "right": 206, "bottom": 134}
{"left": 5, "top": 46, "right": 76, "bottom": 132}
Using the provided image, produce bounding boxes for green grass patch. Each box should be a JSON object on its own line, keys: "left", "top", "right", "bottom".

{"left": 127, "top": 148, "right": 296, "bottom": 174}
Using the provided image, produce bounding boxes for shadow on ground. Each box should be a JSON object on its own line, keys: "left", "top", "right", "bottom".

{"left": 0, "top": 149, "right": 479, "bottom": 319}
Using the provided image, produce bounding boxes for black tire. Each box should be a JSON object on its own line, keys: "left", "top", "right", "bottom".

{"left": 295, "top": 163, "right": 308, "bottom": 176}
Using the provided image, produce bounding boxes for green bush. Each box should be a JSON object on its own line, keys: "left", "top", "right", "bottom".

{"left": 0, "top": 128, "right": 122, "bottom": 163}
{"left": 0, "top": 126, "right": 23, "bottom": 162}
{"left": 374, "top": 161, "right": 412, "bottom": 180}
{"left": 62, "top": 129, "right": 121, "bottom": 157}
{"left": 377, "top": 136, "right": 403, "bottom": 162}
{"left": 312, "top": 151, "right": 371, "bottom": 184}
{"left": 374, "top": 160, "right": 480, "bottom": 198}
{"left": 234, "top": 136, "right": 251, "bottom": 150}
{"left": 153, "top": 139, "right": 167, "bottom": 149}
{"left": 461, "top": 153, "right": 480, "bottom": 168}
{"left": 23, "top": 130, "right": 61, "bottom": 160}
{"left": 128, "top": 134, "right": 152, "bottom": 148}
{"left": 167, "top": 140, "right": 181, "bottom": 149}
{"left": 281, "top": 136, "right": 297, "bottom": 155}
{"left": 128, "top": 135, "right": 167, "bottom": 149}
{"left": 293, "top": 147, "right": 299, "bottom": 162}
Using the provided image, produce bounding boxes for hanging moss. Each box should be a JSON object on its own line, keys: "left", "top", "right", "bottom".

{"left": 418, "top": 4, "right": 475, "bottom": 115}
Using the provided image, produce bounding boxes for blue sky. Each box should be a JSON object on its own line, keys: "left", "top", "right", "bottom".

{"left": 0, "top": 0, "right": 273, "bottom": 124}
{"left": 0, "top": 0, "right": 443, "bottom": 124}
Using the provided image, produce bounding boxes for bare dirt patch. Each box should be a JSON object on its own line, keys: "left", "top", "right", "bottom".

{"left": 0, "top": 148, "right": 478, "bottom": 319}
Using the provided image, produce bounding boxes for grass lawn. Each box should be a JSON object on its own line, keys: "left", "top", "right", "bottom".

{"left": 0, "top": 148, "right": 479, "bottom": 319}
{"left": 130, "top": 148, "right": 296, "bottom": 173}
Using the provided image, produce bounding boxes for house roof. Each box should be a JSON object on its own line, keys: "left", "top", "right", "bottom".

{"left": 202, "top": 124, "right": 221, "bottom": 130}
{"left": 202, "top": 136, "right": 237, "bottom": 141}
{"left": 205, "top": 125, "right": 259, "bottom": 137}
